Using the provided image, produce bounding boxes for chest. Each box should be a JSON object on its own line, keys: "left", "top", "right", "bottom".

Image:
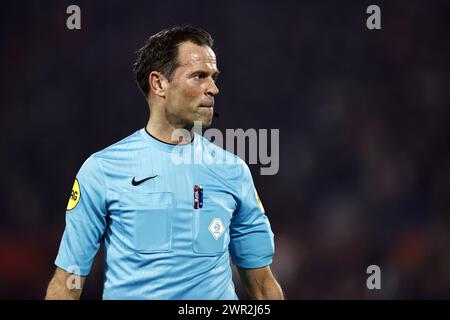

{"left": 106, "top": 164, "right": 239, "bottom": 255}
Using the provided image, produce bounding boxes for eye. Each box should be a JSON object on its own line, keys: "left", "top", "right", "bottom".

{"left": 191, "top": 72, "right": 218, "bottom": 82}
{"left": 192, "top": 71, "right": 211, "bottom": 79}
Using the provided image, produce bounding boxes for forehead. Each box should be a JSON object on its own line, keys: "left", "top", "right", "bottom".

{"left": 176, "top": 41, "right": 217, "bottom": 71}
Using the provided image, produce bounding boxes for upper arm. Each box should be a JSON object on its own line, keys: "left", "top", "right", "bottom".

{"left": 229, "top": 163, "right": 274, "bottom": 269}
{"left": 55, "top": 155, "right": 108, "bottom": 276}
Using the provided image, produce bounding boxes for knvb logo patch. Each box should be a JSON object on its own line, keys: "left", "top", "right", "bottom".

{"left": 208, "top": 218, "right": 224, "bottom": 240}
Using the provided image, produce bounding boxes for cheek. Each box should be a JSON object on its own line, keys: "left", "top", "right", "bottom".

{"left": 177, "top": 85, "right": 202, "bottom": 107}
{"left": 167, "top": 80, "right": 203, "bottom": 111}
{"left": 166, "top": 91, "right": 196, "bottom": 116}
{"left": 183, "top": 83, "right": 202, "bottom": 100}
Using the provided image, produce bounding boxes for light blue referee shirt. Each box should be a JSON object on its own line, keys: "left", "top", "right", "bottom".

{"left": 55, "top": 128, "right": 274, "bottom": 299}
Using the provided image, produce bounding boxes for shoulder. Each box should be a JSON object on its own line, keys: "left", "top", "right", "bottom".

{"left": 197, "top": 134, "right": 251, "bottom": 183}
{"left": 198, "top": 134, "right": 248, "bottom": 169}
{"left": 76, "top": 129, "right": 145, "bottom": 175}
{"left": 197, "top": 135, "right": 247, "bottom": 167}
{"left": 92, "top": 129, "right": 145, "bottom": 160}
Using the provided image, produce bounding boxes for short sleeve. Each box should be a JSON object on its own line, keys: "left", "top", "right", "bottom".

{"left": 229, "top": 163, "right": 275, "bottom": 269}
{"left": 54, "top": 155, "right": 107, "bottom": 276}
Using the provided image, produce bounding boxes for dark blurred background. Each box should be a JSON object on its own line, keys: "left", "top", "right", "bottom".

{"left": 1, "top": 0, "right": 449, "bottom": 299}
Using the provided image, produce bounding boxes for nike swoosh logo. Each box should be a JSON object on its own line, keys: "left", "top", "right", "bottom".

{"left": 131, "top": 175, "right": 158, "bottom": 186}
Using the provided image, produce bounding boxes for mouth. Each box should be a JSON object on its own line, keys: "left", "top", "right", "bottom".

{"left": 199, "top": 99, "right": 214, "bottom": 108}
{"left": 199, "top": 104, "right": 214, "bottom": 108}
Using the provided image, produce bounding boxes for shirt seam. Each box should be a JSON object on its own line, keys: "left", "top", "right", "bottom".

{"left": 93, "top": 155, "right": 109, "bottom": 216}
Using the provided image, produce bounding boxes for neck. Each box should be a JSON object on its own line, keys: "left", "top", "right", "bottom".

{"left": 145, "top": 114, "right": 194, "bottom": 145}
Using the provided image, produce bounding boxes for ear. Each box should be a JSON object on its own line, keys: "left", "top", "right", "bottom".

{"left": 149, "top": 71, "right": 168, "bottom": 98}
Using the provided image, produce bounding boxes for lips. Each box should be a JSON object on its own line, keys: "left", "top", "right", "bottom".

{"left": 199, "top": 100, "right": 214, "bottom": 108}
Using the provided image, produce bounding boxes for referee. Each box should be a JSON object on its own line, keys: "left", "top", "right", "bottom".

{"left": 45, "top": 26, "right": 284, "bottom": 300}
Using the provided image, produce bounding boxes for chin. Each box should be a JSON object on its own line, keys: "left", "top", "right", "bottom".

{"left": 201, "top": 116, "right": 214, "bottom": 128}
{"left": 182, "top": 118, "right": 212, "bottom": 131}
{"left": 202, "top": 119, "right": 213, "bottom": 128}
{"left": 193, "top": 116, "right": 213, "bottom": 129}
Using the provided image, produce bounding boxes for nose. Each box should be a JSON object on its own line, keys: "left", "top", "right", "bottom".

{"left": 206, "top": 78, "right": 219, "bottom": 97}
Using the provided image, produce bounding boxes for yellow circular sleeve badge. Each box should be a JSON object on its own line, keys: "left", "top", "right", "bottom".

{"left": 66, "top": 178, "right": 80, "bottom": 211}
{"left": 255, "top": 188, "right": 265, "bottom": 213}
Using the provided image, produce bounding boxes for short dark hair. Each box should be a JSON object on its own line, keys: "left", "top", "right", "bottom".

{"left": 133, "top": 25, "right": 214, "bottom": 98}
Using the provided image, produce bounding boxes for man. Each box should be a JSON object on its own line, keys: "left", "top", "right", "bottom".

{"left": 45, "top": 26, "right": 284, "bottom": 300}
